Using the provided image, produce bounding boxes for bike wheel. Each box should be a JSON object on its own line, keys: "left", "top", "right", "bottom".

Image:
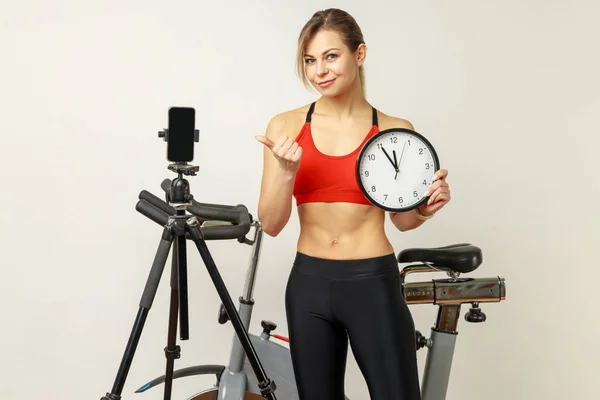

{"left": 187, "top": 388, "right": 265, "bottom": 400}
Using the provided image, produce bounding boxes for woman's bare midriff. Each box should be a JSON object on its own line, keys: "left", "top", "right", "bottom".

{"left": 274, "top": 104, "right": 405, "bottom": 260}
{"left": 296, "top": 202, "right": 395, "bottom": 260}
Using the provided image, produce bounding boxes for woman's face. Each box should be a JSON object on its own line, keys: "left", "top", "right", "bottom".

{"left": 303, "top": 29, "right": 365, "bottom": 97}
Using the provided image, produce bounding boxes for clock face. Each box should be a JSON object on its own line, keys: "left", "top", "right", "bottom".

{"left": 356, "top": 128, "right": 440, "bottom": 212}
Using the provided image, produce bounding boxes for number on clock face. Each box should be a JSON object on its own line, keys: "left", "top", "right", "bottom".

{"left": 356, "top": 128, "right": 439, "bottom": 211}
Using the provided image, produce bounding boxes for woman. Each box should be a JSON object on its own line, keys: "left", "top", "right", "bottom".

{"left": 255, "top": 8, "right": 451, "bottom": 400}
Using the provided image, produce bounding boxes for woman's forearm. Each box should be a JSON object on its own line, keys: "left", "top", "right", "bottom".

{"left": 390, "top": 210, "right": 427, "bottom": 232}
{"left": 257, "top": 168, "right": 296, "bottom": 236}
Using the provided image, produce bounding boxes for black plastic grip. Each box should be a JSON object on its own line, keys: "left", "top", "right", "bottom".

{"left": 136, "top": 199, "right": 169, "bottom": 226}
{"left": 201, "top": 224, "right": 250, "bottom": 240}
{"left": 161, "top": 178, "right": 252, "bottom": 223}
{"left": 136, "top": 188, "right": 252, "bottom": 241}
{"left": 188, "top": 204, "right": 249, "bottom": 225}
{"left": 189, "top": 203, "right": 251, "bottom": 240}
{"left": 139, "top": 190, "right": 176, "bottom": 215}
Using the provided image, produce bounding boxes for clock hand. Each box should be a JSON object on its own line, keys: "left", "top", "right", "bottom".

{"left": 381, "top": 147, "right": 398, "bottom": 170}
{"left": 398, "top": 141, "right": 407, "bottom": 167}
{"left": 392, "top": 150, "right": 399, "bottom": 180}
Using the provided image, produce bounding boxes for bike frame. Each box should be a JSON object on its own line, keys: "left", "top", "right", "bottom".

{"left": 231, "top": 222, "right": 506, "bottom": 400}
{"left": 400, "top": 265, "right": 506, "bottom": 399}
{"left": 218, "top": 220, "right": 299, "bottom": 400}
{"left": 218, "top": 220, "right": 265, "bottom": 398}
{"left": 139, "top": 220, "right": 506, "bottom": 400}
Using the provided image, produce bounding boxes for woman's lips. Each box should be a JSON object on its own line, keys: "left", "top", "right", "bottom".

{"left": 318, "top": 79, "right": 335, "bottom": 88}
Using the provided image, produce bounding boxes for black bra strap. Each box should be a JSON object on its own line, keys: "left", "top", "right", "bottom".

{"left": 372, "top": 107, "right": 378, "bottom": 127}
{"left": 306, "top": 102, "right": 316, "bottom": 123}
{"left": 306, "top": 101, "right": 378, "bottom": 126}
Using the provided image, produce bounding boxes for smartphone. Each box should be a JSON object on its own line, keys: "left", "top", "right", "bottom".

{"left": 167, "top": 106, "right": 195, "bottom": 162}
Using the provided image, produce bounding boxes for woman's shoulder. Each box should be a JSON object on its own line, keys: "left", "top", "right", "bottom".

{"left": 376, "top": 109, "right": 416, "bottom": 131}
{"left": 264, "top": 103, "right": 312, "bottom": 141}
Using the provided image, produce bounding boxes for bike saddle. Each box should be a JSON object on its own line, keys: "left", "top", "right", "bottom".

{"left": 397, "top": 243, "right": 483, "bottom": 274}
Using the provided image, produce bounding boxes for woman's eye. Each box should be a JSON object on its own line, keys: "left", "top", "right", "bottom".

{"left": 327, "top": 54, "right": 337, "bottom": 60}
{"left": 304, "top": 59, "right": 315, "bottom": 64}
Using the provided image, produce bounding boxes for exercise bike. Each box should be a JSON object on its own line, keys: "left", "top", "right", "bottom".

{"left": 398, "top": 244, "right": 506, "bottom": 399}
{"left": 134, "top": 194, "right": 506, "bottom": 400}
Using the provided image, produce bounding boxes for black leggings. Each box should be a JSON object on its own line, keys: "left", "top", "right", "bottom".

{"left": 285, "top": 252, "right": 421, "bottom": 400}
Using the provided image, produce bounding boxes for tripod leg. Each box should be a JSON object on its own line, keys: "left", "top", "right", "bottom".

{"left": 101, "top": 226, "right": 174, "bottom": 400}
{"left": 176, "top": 227, "right": 190, "bottom": 340}
{"left": 185, "top": 218, "right": 278, "bottom": 400}
{"left": 163, "top": 214, "right": 192, "bottom": 400}
{"left": 163, "top": 241, "right": 181, "bottom": 400}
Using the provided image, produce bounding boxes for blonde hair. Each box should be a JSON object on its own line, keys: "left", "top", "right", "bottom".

{"left": 296, "top": 8, "right": 366, "bottom": 95}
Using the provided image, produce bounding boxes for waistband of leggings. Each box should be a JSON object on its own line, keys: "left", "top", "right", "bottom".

{"left": 292, "top": 251, "right": 398, "bottom": 280}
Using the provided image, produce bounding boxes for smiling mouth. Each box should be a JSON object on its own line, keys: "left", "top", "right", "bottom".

{"left": 318, "top": 79, "right": 335, "bottom": 87}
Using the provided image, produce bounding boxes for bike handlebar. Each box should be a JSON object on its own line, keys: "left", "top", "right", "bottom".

{"left": 135, "top": 181, "right": 253, "bottom": 241}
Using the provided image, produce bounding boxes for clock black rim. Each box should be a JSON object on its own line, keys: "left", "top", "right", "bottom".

{"left": 355, "top": 127, "right": 441, "bottom": 213}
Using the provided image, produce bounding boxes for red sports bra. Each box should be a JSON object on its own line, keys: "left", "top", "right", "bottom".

{"left": 292, "top": 102, "right": 379, "bottom": 206}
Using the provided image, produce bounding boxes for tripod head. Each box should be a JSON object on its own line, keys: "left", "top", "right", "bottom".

{"left": 167, "top": 162, "right": 199, "bottom": 176}
{"left": 164, "top": 163, "right": 198, "bottom": 210}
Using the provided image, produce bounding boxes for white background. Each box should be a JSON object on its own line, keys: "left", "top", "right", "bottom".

{"left": 1, "top": 1, "right": 598, "bottom": 399}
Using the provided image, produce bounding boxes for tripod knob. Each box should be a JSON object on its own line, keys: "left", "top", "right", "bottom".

{"left": 261, "top": 320, "right": 277, "bottom": 335}
{"left": 465, "top": 302, "right": 487, "bottom": 323}
{"left": 158, "top": 128, "right": 168, "bottom": 141}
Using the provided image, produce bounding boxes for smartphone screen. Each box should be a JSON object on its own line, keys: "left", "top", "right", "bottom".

{"left": 167, "top": 107, "right": 195, "bottom": 162}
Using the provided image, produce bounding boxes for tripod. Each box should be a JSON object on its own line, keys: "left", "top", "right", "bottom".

{"left": 100, "top": 162, "right": 278, "bottom": 400}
